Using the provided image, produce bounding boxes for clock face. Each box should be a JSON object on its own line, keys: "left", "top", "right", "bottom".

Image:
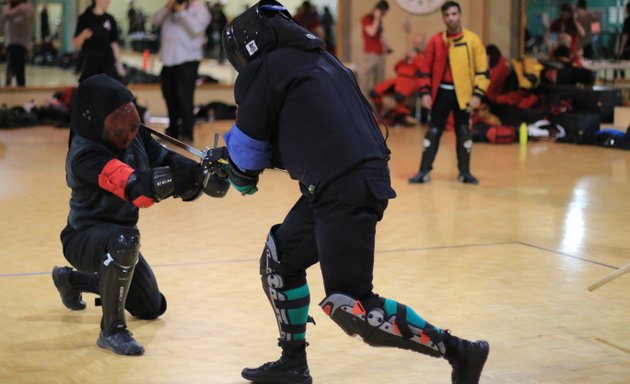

{"left": 395, "top": 0, "right": 447, "bottom": 15}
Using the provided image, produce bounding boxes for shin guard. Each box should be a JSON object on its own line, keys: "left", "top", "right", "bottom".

{"left": 100, "top": 232, "right": 140, "bottom": 333}
{"left": 260, "top": 227, "right": 310, "bottom": 341}
{"left": 456, "top": 124, "right": 473, "bottom": 173}
{"left": 320, "top": 293, "right": 445, "bottom": 358}
{"left": 419, "top": 126, "right": 442, "bottom": 173}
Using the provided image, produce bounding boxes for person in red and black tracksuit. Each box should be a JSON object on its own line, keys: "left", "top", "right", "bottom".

{"left": 220, "top": 2, "right": 490, "bottom": 384}
{"left": 52, "top": 74, "right": 227, "bottom": 356}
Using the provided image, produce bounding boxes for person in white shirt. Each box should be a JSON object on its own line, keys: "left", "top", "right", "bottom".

{"left": 153, "top": 0, "right": 210, "bottom": 142}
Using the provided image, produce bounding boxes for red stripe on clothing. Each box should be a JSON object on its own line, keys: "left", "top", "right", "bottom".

{"left": 98, "top": 159, "right": 135, "bottom": 200}
{"left": 132, "top": 195, "right": 155, "bottom": 208}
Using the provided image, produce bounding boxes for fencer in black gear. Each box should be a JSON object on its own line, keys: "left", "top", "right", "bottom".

{"left": 52, "top": 74, "right": 222, "bottom": 356}
{"left": 221, "top": 2, "right": 489, "bottom": 383}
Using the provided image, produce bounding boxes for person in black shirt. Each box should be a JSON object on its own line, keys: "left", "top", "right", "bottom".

{"left": 52, "top": 74, "right": 228, "bottom": 355}
{"left": 220, "top": 2, "right": 490, "bottom": 383}
{"left": 74, "top": 0, "right": 125, "bottom": 83}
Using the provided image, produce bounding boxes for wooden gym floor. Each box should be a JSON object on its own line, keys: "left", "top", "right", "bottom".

{"left": 1, "top": 121, "right": 629, "bottom": 384}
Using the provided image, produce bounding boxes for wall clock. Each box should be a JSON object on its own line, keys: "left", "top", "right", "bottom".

{"left": 395, "top": 0, "right": 447, "bottom": 15}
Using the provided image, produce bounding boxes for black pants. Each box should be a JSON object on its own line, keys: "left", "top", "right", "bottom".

{"left": 429, "top": 88, "right": 470, "bottom": 133}
{"left": 160, "top": 61, "right": 199, "bottom": 141}
{"left": 60, "top": 223, "right": 164, "bottom": 318}
{"left": 273, "top": 161, "right": 396, "bottom": 300}
{"left": 6, "top": 44, "right": 27, "bottom": 87}
{"left": 419, "top": 87, "right": 472, "bottom": 173}
{"left": 78, "top": 51, "right": 119, "bottom": 83}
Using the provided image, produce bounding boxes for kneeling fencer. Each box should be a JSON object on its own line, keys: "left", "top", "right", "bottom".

{"left": 52, "top": 74, "right": 228, "bottom": 355}
{"left": 219, "top": 2, "right": 489, "bottom": 383}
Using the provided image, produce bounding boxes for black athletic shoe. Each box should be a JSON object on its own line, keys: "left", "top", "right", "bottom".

{"left": 242, "top": 341, "right": 312, "bottom": 384}
{"left": 443, "top": 333, "right": 489, "bottom": 384}
{"left": 409, "top": 171, "right": 431, "bottom": 184}
{"left": 457, "top": 172, "right": 479, "bottom": 185}
{"left": 97, "top": 327, "right": 145, "bottom": 356}
{"left": 52, "top": 266, "right": 86, "bottom": 310}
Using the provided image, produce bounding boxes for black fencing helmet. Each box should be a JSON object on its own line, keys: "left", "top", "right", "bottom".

{"left": 222, "top": 0, "right": 293, "bottom": 72}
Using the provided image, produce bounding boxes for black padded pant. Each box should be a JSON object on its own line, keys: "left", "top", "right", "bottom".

{"left": 60, "top": 223, "right": 165, "bottom": 319}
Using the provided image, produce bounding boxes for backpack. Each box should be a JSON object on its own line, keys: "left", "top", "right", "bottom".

{"left": 486, "top": 125, "right": 516, "bottom": 144}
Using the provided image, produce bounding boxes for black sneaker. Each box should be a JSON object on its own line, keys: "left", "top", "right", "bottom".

{"left": 242, "top": 341, "right": 312, "bottom": 384}
{"left": 52, "top": 266, "right": 86, "bottom": 310}
{"left": 444, "top": 333, "right": 489, "bottom": 384}
{"left": 97, "top": 327, "right": 145, "bottom": 356}
{"left": 457, "top": 172, "right": 479, "bottom": 185}
{"left": 409, "top": 171, "right": 431, "bottom": 184}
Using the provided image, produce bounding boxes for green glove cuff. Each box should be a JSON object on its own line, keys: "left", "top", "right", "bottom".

{"left": 229, "top": 179, "right": 258, "bottom": 195}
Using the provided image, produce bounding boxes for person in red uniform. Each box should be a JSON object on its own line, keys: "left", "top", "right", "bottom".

{"left": 409, "top": 1, "right": 489, "bottom": 185}
{"left": 370, "top": 33, "right": 427, "bottom": 125}
{"left": 360, "top": 0, "right": 390, "bottom": 94}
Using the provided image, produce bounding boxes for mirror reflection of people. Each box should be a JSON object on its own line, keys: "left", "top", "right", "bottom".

{"left": 74, "top": 0, "right": 126, "bottom": 83}
{"left": 545, "top": 3, "right": 584, "bottom": 59}
{"left": 2, "top": 0, "right": 35, "bottom": 87}
{"left": 220, "top": 2, "right": 490, "bottom": 383}
{"left": 575, "top": 0, "right": 598, "bottom": 59}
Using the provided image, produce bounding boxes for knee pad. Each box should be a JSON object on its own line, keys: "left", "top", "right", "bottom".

{"left": 424, "top": 126, "right": 441, "bottom": 147}
{"left": 319, "top": 293, "right": 444, "bottom": 358}
{"left": 260, "top": 226, "right": 310, "bottom": 341}
{"left": 104, "top": 231, "right": 140, "bottom": 271}
{"left": 456, "top": 124, "right": 472, "bottom": 143}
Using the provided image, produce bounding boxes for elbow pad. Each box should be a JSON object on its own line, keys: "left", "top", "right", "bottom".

{"left": 125, "top": 166, "right": 175, "bottom": 208}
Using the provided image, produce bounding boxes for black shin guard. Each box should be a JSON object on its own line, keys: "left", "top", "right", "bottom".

{"left": 259, "top": 226, "right": 310, "bottom": 342}
{"left": 243, "top": 227, "right": 313, "bottom": 384}
{"left": 456, "top": 124, "right": 473, "bottom": 173}
{"left": 419, "top": 126, "right": 442, "bottom": 173}
{"left": 99, "top": 232, "right": 140, "bottom": 333}
{"left": 320, "top": 293, "right": 445, "bottom": 358}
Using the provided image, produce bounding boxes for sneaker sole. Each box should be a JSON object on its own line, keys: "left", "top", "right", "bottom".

{"left": 97, "top": 336, "right": 145, "bottom": 356}
{"left": 241, "top": 371, "right": 312, "bottom": 384}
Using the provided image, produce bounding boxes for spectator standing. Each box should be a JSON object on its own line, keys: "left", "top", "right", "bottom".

{"left": 293, "top": 1, "right": 324, "bottom": 39}
{"left": 360, "top": 0, "right": 390, "bottom": 94}
{"left": 617, "top": 4, "right": 630, "bottom": 61}
{"left": 74, "top": 0, "right": 126, "bottom": 83}
{"left": 546, "top": 3, "right": 584, "bottom": 58}
{"left": 409, "top": 1, "right": 489, "bottom": 185}
{"left": 207, "top": 2, "right": 228, "bottom": 63}
{"left": 320, "top": 6, "right": 335, "bottom": 53}
{"left": 153, "top": 0, "right": 210, "bottom": 142}
{"left": 2, "top": 0, "right": 34, "bottom": 87}
{"left": 127, "top": 1, "right": 146, "bottom": 34}
{"left": 40, "top": 3, "right": 50, "bottom": 41}
{"left": 575, "top": 0, "right": 598, "bottom": 59}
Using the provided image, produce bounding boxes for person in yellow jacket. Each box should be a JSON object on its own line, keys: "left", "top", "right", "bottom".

{"left": 409, "top": 1, "right": 489, "bottom": 185}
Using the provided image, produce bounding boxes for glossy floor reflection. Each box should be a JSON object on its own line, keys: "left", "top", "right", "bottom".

{"left": 1, "top": 122, "right": 629, "bottom": 383}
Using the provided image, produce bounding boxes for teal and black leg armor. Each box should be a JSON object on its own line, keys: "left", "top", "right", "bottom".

{"left": 319, "top": 293, "right": 445, "bottom": 358}
{"left": 260, "top": 225, "right": 311, "bottom": 341}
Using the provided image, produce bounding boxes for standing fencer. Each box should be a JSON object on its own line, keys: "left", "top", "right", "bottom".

{"left": 52, "top": 74, "right": 227, "bottom": 355}
{"left": 219, "top": 2, "right": 490, "bottom": 383}
{"left": 409, "top": 1, "right": 489, "bottom": 185}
